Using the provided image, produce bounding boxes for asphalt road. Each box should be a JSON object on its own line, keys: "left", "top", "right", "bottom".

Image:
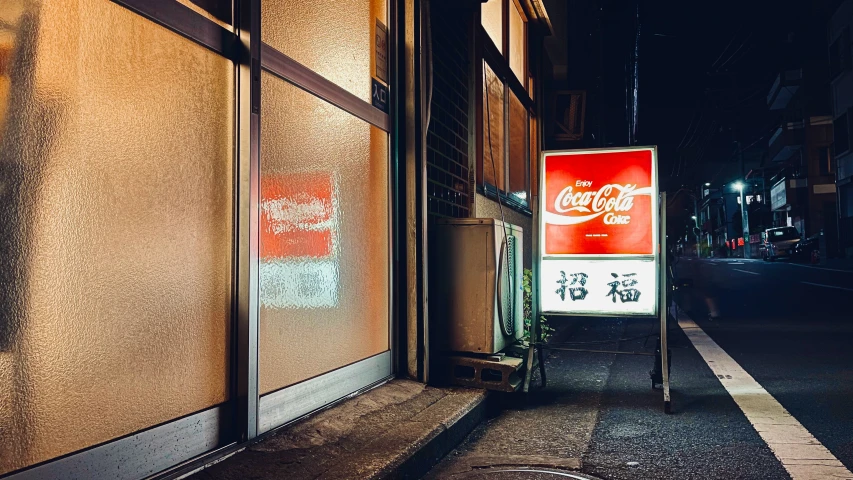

{"left": 423, "top": 257, "right": 853, "bottom": 480}
{"left": 673, "top": 257, "right": 853, "bottom": 474}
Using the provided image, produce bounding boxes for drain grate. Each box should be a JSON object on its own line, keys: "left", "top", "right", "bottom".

{"left": 451, "top": 468, "right": 603, "bottom": 479}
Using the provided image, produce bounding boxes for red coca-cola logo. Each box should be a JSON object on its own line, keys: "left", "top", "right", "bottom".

{"left": 551, "top": 181, "right": 652, "bottom": 226}
{"left": 543, "top": 149, "right": 655, "bottom": 255}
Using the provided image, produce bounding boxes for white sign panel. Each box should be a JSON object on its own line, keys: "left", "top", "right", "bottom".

{"left": 541, "top": 259, "right": 657, "bottom": 316}
{"left": 771, "top": 180, "right": 786, "bottom": 211}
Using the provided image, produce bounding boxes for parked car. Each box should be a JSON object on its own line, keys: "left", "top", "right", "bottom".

{"left": 763, "top": 226, "right": 800, "bottom": 261}
{"left": 791, "top": 235, "right": 820, "bottom": 262}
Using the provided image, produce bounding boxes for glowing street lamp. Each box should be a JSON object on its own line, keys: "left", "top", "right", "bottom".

{"left": 689, "top": 215, "right": 700, "bottom": 257}
{"left": 734, "top": 181, "right": 750, "bottom": 258}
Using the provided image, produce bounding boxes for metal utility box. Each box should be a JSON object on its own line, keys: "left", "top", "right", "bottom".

{"left": 430, "top": 218, "right": 524, "bottom": 354}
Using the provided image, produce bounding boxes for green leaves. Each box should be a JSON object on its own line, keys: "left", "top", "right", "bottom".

{"left": 522, "top": 268, "right": 552, "bottom": 343}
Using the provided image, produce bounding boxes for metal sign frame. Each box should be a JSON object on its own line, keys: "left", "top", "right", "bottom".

{"left": 528, "top": 146, "right": 670, "bottom": 412}
{"left": 660, "top": 190, "right": 671, "bottom": 413}
{"left": 536, "top": 146, "right": 660, "bottom": 318}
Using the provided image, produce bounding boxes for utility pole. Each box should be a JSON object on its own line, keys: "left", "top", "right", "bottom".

{"left": 705, "top": 192, "right": 713, "bottom": 256}
{"left": 737, "top": 140, "right": 751, "bottom": 259}
{"left": 693, "top": 194, "right": 701, "bottom": 257}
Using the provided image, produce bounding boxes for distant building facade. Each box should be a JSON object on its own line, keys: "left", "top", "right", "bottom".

{"left": 830, "top": 0, "right": 853, "bottom": 255}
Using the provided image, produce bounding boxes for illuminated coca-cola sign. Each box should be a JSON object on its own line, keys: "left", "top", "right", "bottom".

{"left": 551, "top": 182, "right": 653, "bottom": 226}
{"left": 542, "top": 148, "right": 657, "bottom": 256}
{"left": 538, "top": 147, "right": 659, "bottom": 317}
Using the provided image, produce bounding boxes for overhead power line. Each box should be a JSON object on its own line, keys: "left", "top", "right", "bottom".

{"left": 682, "top": 114, "right": 706, "bottom": 150}
{"left": 711, "top": 33, "right": 739, "bottom": 68}
{"left": 716, "top": 32, "right": 753, "bottom": 71}
{"left": 676, "top": 111, "right": 699, "bottom": 149}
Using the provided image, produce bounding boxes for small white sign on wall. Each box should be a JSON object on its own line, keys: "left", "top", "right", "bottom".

{"left": 375, "top": 19, "right": 388, "bottom": 83}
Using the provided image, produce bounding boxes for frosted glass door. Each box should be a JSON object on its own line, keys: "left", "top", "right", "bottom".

{"left": 258, "top": 0, "right": 391, "bottom": 412}
{"left": 0, "top": 0, "right": 233, "bottom": 474}
{"left": 259, "top": 75, "right": 390, "bottom": 394}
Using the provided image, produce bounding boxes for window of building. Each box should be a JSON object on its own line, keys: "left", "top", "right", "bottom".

{"left": 818, "top": 146, "right": 834, "bottom": 176}
{"left": 509, "top": 0, "right": 526, "bottom": 85}
{"left": 530, "top": 110, "right": 538, "bottom": 196}
{"left": 483, "top": 63, "right": 505, "bottom": 190}
{"left": 834, "top": 111, "right": 850, "bottom": 156}
{"left": 830, "top": 27, "right": 851, "bottom": 80}
{"left": 508, "top": 89, "right": 527, "bottom": 200}
{"left": 481, "top": 0, "right": 503, "bottom": 54}
{"left": 478, "top": 0, "right": 535, "bottom": 209}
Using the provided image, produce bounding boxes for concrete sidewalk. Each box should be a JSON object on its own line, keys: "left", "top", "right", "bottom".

{"left": 422, "top": 317, "right": 619, "bottom": 480}
{"left": 188, "top": 380, "right": 487, "bottom": 480}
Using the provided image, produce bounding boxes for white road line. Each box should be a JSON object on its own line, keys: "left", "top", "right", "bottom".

{"left": 677, "top": 310, "right": 853, "bottom": 480}
{"left": 785, "top": 263, "right": 853, "bottom": 274}
{"left": 801, "top": 282, "right": 853, "bottom": 292}
{"left": 732, "top": 268, "right": 760, "bottom": 275}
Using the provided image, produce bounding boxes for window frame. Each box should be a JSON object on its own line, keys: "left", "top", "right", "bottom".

{"left": 818, "top": 146, "right": 834, "bottom": 177}
{"left": 508, "top": 0, "right": 528, "bottom": 88}
{"left": 834, "top": 110, "right": 851, "bottom": 157}
{"left": 830, "top": 27, "right": 851, "bottom": 81}
{"left": 476, "top": 0, "right": 535, "bottom": 213}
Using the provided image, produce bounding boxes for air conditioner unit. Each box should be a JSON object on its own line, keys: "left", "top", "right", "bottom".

{"left": 430, "top": 218, "right": 524, "bottom": 354}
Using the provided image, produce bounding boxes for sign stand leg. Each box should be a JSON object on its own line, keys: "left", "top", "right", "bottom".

{"left": 524, "top": 189, "right": 543, "bottom": 394}
{"left": 660, "top": 191, "right": 671, "bottom": 413}
{"left": 523, "top": 339, "right": 536, "bottom": 393}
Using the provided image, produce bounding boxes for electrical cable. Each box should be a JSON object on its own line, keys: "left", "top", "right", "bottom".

{"left": 540, "top": 327, "right": 685, "bottom": 350}
{"left": 546, "top": 320, "right": 684, "bottom": 347}
{"left": 717, "top": 33, "right": 753, "bottom": 70}
{"left": 682, "top": 114, "right": 706, "bottom": 149}
{"left": 484, "top": 67, "right": 514, "bottom": 337}
{"left": 711, "top": 33, "right": 738, "bottom": 68}
{"left": 677, "top": 112, "right": 703, "bottom": 175}
{"left": 671, "top": 119, "right": 703, "bottom": 180}
{"left": 738, "top": 125, "right": 777, "bottom": 152}
{"left": 715, "top": 32, "right": 752, "bottom": 72}
{"left": 676, "top": 111, "right": 699, "bottom": 150}
{"left": 693, "top": 121, "right": 720, "bottom": 165}
{"left": 717, "top": 85, "right": 767, "bottom": 112}
{"left": 423, "top": 0, "right": 433, "bottom": 133}
{"left": 723, "top": 43, "right": 754, "bottom": 71}
{"left": 670, "top": 154, "right": 681, "bottom": 178}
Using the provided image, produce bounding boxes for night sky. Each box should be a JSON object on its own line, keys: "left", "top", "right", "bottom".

{"left": 638, "top": 0, "right": 841, "bottom": 190}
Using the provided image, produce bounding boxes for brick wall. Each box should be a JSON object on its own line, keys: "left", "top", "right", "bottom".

{"left": 426, "top": 9, "right": 470, "bottom": 219}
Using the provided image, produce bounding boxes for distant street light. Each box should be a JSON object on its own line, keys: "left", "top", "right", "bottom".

{"left": 734, "top": 181, "right": 750, "bottom": 258}
{"left": 690, "top": 214, "right": 700, "bottom": 257}
{"left": 704, "top": 182, "right": 711, "bottom": 187}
